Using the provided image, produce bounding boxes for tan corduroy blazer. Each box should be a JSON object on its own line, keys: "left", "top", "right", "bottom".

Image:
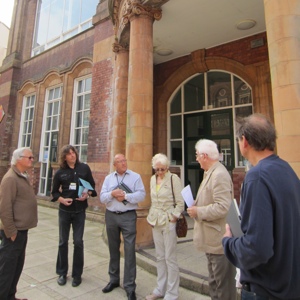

{"left": 193, "top": 162, "right": 233, "bottom": 254}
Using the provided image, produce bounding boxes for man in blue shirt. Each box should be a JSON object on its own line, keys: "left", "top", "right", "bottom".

{"left": 100, "top": 154, "right": 146, "bottom": 300}
{"left": 222, "top": 114, "right": 300, "bottom": 300}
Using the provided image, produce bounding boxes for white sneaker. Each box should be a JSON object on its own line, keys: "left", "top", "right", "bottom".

{"left": 145, "top": 294, "right": 164, "bottom": 300}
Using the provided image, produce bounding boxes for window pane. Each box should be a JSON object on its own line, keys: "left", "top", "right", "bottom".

{"left": 52, "top": 116, "right": 58, "bottom": 130}
{"left": 211, "top": 113, "right": 231, "bottom": 136}
{"left": 82, "top": 128, "right": 89, "bottom": 144}
{"left": 80, "top": 145, "right": 88, "bottom": 162}
{"left": 186, "top": 115, "right": 204, "bottom": 138}
{"left": 81, "top": 0, "right": 98, "bottom": 21}
{"left": 83, "top": 111, "right": 90, "bottom": 126}
{"left": 76, "top": 112, "right": 82, "bottom": 127}
{"left": 63, "top": 0, "right": 81, "bottom": 32}
{"left": 84, "top": 94, "right": 90, "bottom": 110}
{"left": 85, "top": 77, "right": 92, "bottom": 91}
{"left": 77, "top": 95, "right": 83, "bottom": 110}
{"left": 46, "top": 117, "right": 51, "bottom": 130}
{"left": 170, "top": 115, "right": 181, "bottom": 139}
{"left": 75, "top": 129, "right": 81, "bottom": 144}
{"left": 207, "top": 72, "right": 232, "bottom": 108}
{"left": 170, "top": 89, "right": 181, "bottom": 114}
{"left": 53, "top": 101, "right": 59, "bottom": 115}
{"left": 34, "top": 0, "right": 50, "bottom": 47}
{"left": 184, "top": 74, "right": 205, "bottom": 112}
{"left": 48, "top": 0, "right": 64, "bottom": 41}
{"left": 77, "top": 80, "right": 83, "bottom": 93}
{"left": 170, "top": 141, "right": 182, "bottom": 165}
{"left": 234, "top": 76, "right": 252, "bottom": 105}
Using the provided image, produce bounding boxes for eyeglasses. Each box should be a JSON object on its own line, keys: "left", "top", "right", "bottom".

{"left": 115, "top": 159, "right": 127, "bottom": 164}
{"left": 195, "top": 153, "right": 205, "bottom": 158}
{"left": 155, "top": 168, "right": 167, "bottom": 172}
{"left": 21, "top": 156, "right": 35, "bottom": 160}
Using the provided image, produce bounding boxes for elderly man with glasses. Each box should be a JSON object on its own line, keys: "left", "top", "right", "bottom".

{"left": 0, "top": 147, "right": 38, "bottom": 300}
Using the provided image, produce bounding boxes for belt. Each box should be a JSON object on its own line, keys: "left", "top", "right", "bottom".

{"left": 110, "top": 210, "right": 132, "bottom": 215}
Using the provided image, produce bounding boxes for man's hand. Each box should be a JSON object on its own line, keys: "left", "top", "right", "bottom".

{"left": 59, "top": 197, "right": 73, "bottom": 206}
{"left": 187, "top": 206, "right": 197, "bottom": 218}
{"left": 223, "top": 223, "right": 233, "bottom": 238}
{"left": 11, "top": 234, "right": 17, "bottom": 242}
{"left": 111, "top": 188, "right": 126, "bottom": 202}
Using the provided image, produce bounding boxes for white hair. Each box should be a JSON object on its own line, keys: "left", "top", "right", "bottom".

{"left": 152, "top": 153, "right": 170, "bottom": 169}
{"left": 11, "top": 147, "right": 32, "bottom": 165}
{"left": 195, "top": 139, "right": 219, "bottom": 160}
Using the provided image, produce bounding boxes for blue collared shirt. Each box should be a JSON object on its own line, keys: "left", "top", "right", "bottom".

{"left": 100, "top": 169, "right": 146, "bottom": 212}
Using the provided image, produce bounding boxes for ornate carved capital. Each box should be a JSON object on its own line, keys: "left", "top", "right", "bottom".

{"left": 122, "top": 1, "right": 162, "bottom": 24}
{"left": 112, "top": 42, "right": 129, "bottom": 53}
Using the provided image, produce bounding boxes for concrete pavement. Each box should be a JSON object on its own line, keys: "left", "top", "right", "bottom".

{"left": 16, "top": 205, "right": 212, "bottom": 300}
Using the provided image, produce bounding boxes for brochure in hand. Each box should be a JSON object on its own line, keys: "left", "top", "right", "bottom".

{"left": 226, "top": 199, "right": 243, "bottom": 237}
{"left": 78, "top": 178, "right": 94, "bottom": 197}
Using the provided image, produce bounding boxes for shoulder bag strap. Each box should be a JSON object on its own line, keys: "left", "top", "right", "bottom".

{"left": 171, "top": 174, "right": 176, "bottom": 208}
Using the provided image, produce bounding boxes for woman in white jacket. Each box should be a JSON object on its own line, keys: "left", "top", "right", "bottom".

{"left": 146, "top": 153, "right": 184, "bottom": 300}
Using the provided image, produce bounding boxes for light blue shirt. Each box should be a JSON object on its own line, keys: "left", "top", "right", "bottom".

{"left": 100, "top": 169, "right": 146, "bottom": 212}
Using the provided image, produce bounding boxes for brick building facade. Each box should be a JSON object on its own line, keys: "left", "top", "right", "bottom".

{"left": 0, "top": 0, "right": 299, "bottom": 247}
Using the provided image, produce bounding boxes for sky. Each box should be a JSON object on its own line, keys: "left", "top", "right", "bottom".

{"left": 0, "top": 0, "right": 14, "bottom": 27}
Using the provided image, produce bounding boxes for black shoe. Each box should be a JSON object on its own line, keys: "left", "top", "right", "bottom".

{"left": 72, "top": 276, "right": 82, "bottom": 287}
{"left": 102, "top": 282, "right": 119, "bottom": 293}
{"left": 127, "top": 291, "right": 136, "bottom": 300}
{"left": 57, "top": 275, "right": 67, "bottom": 286}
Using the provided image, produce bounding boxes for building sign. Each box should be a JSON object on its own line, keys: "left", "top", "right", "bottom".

{"left": 0, "top": 105, "right": 5, "bottom": 123}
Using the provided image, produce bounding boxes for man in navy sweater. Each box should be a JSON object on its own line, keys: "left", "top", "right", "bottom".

{"left": 222, "top": 114, "right": 300, "bottom": 300}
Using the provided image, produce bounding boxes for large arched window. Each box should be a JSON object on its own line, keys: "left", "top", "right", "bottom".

{"left": 169, "top": 70, "right": 253, "bottom": 196}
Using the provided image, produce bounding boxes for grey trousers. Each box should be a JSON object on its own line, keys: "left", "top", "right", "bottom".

{"left": 105, "top": 210, "right": 137, "bottom": 293}
{"left": 206, "top": 253, "right": 237, "bottom": 300}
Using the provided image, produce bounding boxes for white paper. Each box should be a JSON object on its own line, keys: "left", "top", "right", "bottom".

{"left": 181, "top": 185, "right": 194, "bottom": 207}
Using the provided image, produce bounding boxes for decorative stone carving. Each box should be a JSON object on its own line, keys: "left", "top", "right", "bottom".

{"left": 111, "top": 0, "right": 162, "bottom": 50}
{"left": 112, "top": 42, "right": 129, "bottom": 53}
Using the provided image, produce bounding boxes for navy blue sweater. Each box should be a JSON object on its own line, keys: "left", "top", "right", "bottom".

{"left": 222, "top": 155, "right": 300, "bottom": 299}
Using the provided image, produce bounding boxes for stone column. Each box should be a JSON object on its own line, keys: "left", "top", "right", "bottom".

{"left": 111, "top": 44, "right": 129, "bottom": 157}
{"left": 126, "top": 3, "right": 162, "bottom": 207}
{"left": 264, "top": 0, "right": 300, "bottom": 175}
{"left": 125, "top": 3, "right": 161, "bottom": 247}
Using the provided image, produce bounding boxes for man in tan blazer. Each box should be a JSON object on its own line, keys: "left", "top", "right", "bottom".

{"left": 187, "top": 139, "right": 236, "bottom": 300}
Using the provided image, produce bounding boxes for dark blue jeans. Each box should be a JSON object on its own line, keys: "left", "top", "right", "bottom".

{"left": 241, "top": 289, "right": 269, "bottom": 300}
{"left": 0, "top": 230, "right": 28, "bottom": 300}
{"left": 56, "top": 209, "right": 86, "bottom": 278}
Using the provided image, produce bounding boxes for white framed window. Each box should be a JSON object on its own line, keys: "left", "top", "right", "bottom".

{"left": 32, "top": 0, "right": 99, "bottom": 56}
{"left": 39, "top": 85, "right": 62, "bottom": 196}
{"left": 18, "top": 94, "right": 36, "bottom": 147}
{"left": 70, "top": 76, "right": 92, "bottom": 162}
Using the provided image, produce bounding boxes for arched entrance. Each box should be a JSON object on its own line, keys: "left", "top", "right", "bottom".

{"left": 169, "top": 70, "right": 253, "bottom": 197}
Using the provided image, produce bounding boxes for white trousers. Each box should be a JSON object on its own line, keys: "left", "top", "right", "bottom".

{"left": 152, "top": 222, "right": 179, "bottom": 300}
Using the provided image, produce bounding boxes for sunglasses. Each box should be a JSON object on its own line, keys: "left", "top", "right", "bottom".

{"left": 155, "top": 168, "right": 167, "bottom": 172}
